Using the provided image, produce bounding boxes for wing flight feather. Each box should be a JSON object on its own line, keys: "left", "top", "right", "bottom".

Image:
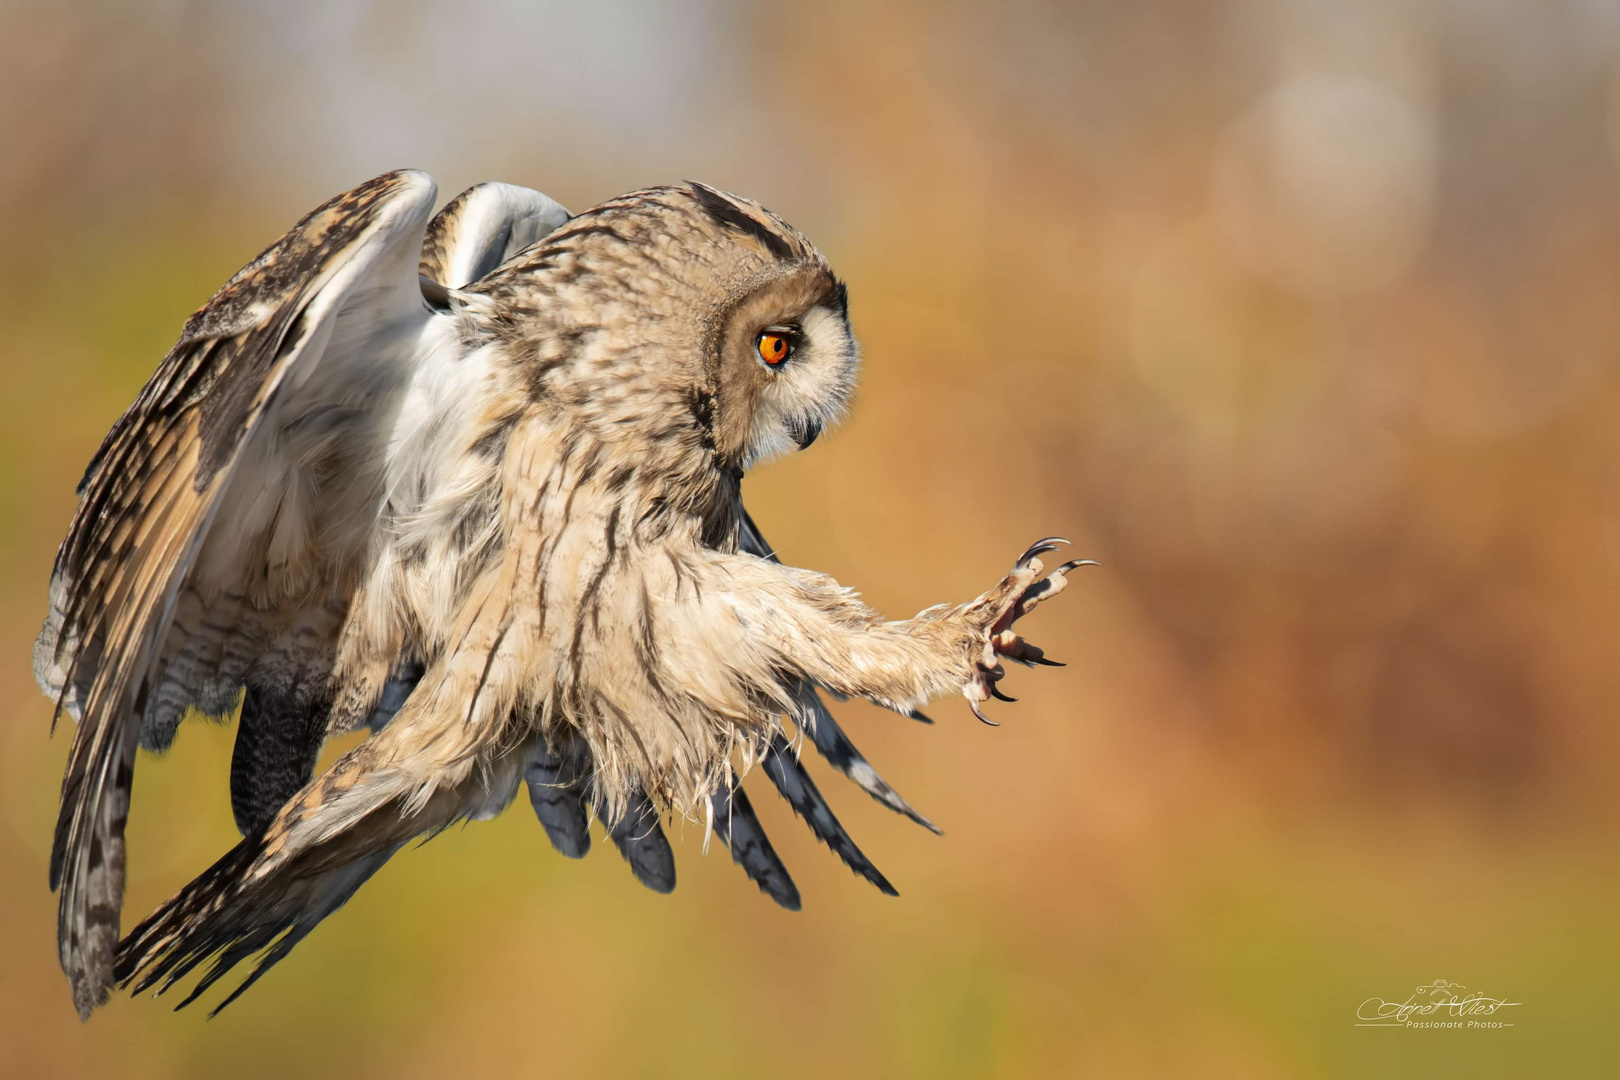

{"left": 37, "top": 170, "right": 440, "bottom": 1019}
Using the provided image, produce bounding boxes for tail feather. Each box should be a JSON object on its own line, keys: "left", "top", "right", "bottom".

{"left": 115, "top": 694, "right": 531, "bottom": 1016}
{"left": 761, "top": 735, "right": 896, "bottom": 896}
{"left": 191, "top": 847, "right": 397, "bottom": 1018}
{"left": 710, "top": 784, "right": 799, "bottom": 911}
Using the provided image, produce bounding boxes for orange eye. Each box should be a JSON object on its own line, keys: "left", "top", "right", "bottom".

{"left": 757, "top": 331, "right": 792, "bottom": 366}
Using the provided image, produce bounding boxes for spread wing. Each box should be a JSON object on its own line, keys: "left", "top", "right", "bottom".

{"left": 35, "top": 170, "right": 445, "bottom": 1019}
{"left": 43, "top": 166, "right": 936, "bottom": 1017}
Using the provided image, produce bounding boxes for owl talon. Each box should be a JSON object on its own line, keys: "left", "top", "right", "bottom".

{"left": 995, "top": 634, "right": 1047, "bottom": 666}
{"left": 960, "top": 540, "right": 1092, "bottom": 726}
{"left": 1016, "top": 537, "right": 1069, "bottom": 568}
{"left": 1014, "top": 558, "right": 1091, "bottom": 614}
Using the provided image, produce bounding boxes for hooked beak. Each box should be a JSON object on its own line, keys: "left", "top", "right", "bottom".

{"left": 791, "top": 417, "right": 822, "bottom": 451}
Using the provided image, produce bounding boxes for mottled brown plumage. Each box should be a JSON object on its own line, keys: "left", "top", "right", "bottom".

{"left": 34, "top": 170, "right": 1086, "bottom": 1018}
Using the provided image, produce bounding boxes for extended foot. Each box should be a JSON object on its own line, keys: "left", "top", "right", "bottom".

{"left": 960, "top": 538, "right": 1094, "bottom": 725}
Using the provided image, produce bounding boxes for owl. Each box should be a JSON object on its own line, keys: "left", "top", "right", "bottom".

{"left": 35, "top": 171, "right": 1087, "bottom": 1019}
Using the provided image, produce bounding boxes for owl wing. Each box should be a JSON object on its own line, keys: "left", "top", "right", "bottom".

{"left": 420, "top": 181, "right": 570, "bottom": 289}
{"left": 36, "top": 170, "right": 468, "bottom": 1019}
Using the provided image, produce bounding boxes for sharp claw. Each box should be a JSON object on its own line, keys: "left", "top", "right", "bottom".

{"left": 1056, "top": 559, "right": 1098, "bottom": 573}
{"left": 989, "top": 686, "right": 1017, "bottom": 703}
{"left": 969, "top": 699, "right": 999, "bottom": 726}
{"left": 907, "top": 709, "right": 934, "bottom": 725}
{"left": 1016, "top": 536, "right": 1070, "bottom": 566}
{"left": 1032, "top": 656, "right": 1066, "bottom": 667}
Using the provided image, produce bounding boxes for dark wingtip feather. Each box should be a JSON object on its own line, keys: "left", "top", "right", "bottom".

{"left": 48, "top": 766, "right": 84, "bottom": 891}
{"left": 739, "top": 513, "right": 940, "bottom": 834}
{"left": 762, "top": 736, "right": 897, "bottom": 897}
{"left": 711, "top": 785, "right": 800, "bottom": 911}
{"left": 525, "top": 749, "right": 591, "bottom": 859}
{"left": 597, "top": 792, "right": 676, "bottom": 894}
{"left": 797, "top": 688, "right": 943, "bottom": 835}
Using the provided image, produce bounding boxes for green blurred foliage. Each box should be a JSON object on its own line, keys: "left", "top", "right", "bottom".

{"left": 4, "top": 1, "right": 1620, "bottom": 1076}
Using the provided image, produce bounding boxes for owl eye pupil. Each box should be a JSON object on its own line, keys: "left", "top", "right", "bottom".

{"left": 757, "top": 331, "right": 792, "bottom": 366}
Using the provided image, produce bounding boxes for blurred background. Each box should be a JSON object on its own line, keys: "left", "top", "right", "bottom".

{"left": 3, "top": 1, "right": 1619, "bottom": 1076}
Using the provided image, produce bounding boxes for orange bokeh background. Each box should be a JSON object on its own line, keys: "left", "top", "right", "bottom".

{"left": 3, "top": 3, "right": 1618, "bottom": 1076}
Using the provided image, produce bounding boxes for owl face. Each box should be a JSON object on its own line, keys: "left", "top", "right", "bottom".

{"left": 476, "top": 182, "right": 858, "bottom": 472}
{"left": 712, "top": 263, "right": 857, "bottom": 468}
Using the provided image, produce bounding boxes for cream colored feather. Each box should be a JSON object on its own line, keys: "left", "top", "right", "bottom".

{"left": 34, "top": 171, "right": 1086, "bottom": 1018}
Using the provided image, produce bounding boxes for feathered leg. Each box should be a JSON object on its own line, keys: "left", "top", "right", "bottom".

{"left": 671, "top": 541, "right": 1086, "bottom": 726}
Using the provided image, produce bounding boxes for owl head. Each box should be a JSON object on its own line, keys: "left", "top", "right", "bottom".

{"left": 480, "top": 182, "right": 859, "bottom": 473}
{"left": 675, "top": 182, "right": 859, "bottom": 469}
